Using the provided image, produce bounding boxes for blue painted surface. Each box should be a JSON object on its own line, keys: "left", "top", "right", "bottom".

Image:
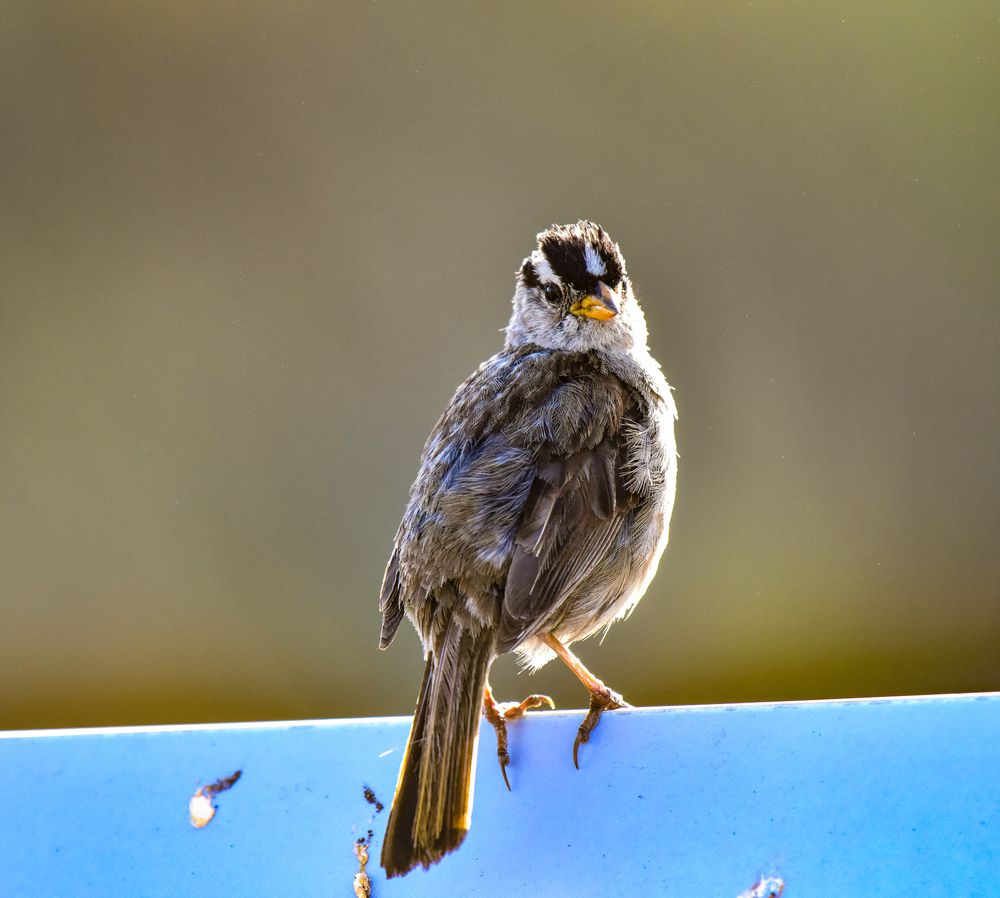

{"left": 1, "top": 694, "right": 998, "bottom": 896}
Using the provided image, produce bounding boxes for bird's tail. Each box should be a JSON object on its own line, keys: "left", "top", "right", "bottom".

{"left": 381, "top": 621, "right": 494, "bottom": 878}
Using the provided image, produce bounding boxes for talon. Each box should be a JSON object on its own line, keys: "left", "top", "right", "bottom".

{"left": 572, "top": 728, "right": 587, "bottom": 769}
{"left": 498, "top": 748, "right": 511, "bottom": 791}
{"left": 503, "top": 693, "right": 555, "bottom": 719}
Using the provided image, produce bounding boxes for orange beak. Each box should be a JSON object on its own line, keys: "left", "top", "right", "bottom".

{"left": 570, "top": 281, "right": 620, "bottom": 320}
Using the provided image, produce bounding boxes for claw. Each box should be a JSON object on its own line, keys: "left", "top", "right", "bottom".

{"left": 498, "top": 746, "right": 511, "bottom": 791}
{"left": 572, "top": 720, "right": 591, "bottom": 770}
{"left": 503, "top": 694, "right": 555, "bottom": 719}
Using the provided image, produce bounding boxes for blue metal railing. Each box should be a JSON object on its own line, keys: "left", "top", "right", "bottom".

{"left": 1, "top": 694, "right": 997, "bottom": 896}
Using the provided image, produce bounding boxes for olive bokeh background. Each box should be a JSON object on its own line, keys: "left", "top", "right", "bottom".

{"left": 2, "top": 3, "right": 998, "bottom": 730}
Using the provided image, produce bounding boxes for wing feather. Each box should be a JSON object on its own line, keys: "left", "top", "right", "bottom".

{"left": 500, "top": 433, "right": 636, "bottom": 646}
{"left": 379, "top": 544, "right": 404, "bottom": 649}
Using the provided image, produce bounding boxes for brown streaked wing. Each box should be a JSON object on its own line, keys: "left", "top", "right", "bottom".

{"left": 379, "top": 544, "right": 404, "bottom": 649}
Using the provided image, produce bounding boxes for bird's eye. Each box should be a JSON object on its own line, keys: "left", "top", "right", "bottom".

{"left": 542, "top": 283, "right": 562, "bottom": 304}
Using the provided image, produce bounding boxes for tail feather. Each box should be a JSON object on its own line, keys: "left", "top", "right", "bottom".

{"left": 381, "top": 622, "right": 494, "bottom": 878}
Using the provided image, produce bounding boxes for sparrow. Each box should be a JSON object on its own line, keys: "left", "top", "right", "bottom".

{"left": 378, "top": 221, "right": 678, "bottom": 877}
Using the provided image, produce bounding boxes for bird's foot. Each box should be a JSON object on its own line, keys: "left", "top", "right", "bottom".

{"left": 573, "top": 680, "right": 631, "bottom": 770}
{"left": 537, "top": 633, "right": 632, "bottom": 769}
{"left": 482, "top": 687, "right": 555, "bottom": 790}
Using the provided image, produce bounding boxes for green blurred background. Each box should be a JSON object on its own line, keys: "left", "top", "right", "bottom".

{"left": 2, "top": 2, "right": 998, "bottom": 730}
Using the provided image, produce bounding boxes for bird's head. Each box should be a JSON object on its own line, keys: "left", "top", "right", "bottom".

{"left": 506, "top": 221, "right": 648, "bottom": 353}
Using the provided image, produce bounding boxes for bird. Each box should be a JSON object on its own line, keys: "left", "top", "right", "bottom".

{"left": 378, "top": 221, "right": 678, "bottom": 878}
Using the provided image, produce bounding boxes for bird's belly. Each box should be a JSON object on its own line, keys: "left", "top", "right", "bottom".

{"left": 513, "top": 509, "right": 669, "bottom": 671}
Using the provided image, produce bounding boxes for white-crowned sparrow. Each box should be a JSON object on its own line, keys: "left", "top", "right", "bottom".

{"left": 379, "top": 221, "right": 678, "bottom": 877}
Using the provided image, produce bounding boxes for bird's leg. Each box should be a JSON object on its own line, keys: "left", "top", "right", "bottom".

{"left": 541, "top": 633, "right": 632, "bottom": 769}
{"left": 482, "top": 683, "right": 555, "bottom": 791}
{"left": 481, "top": 685, "right": 511, "bottom": 789}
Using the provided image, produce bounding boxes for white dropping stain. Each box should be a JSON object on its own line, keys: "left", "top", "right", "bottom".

{"left": 189, "top": 769, "right": 242, "bottom": 829}
{"left": 353, "top": 841, "right": 372, "bottom": 897}
{"left": 188, "top": 789, "right": 216, "bottom": 829}
{"left": 738, "top": 876, "right": 785, "bottom": 898}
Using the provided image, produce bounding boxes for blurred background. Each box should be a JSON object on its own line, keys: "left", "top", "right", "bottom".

{"left": 1, "top": 2, "right": 998, "bottom": 730}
